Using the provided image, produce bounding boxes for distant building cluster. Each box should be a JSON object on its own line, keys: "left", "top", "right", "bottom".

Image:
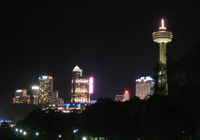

{"left": 13, "top": 65, "right": 155, "bottom": 108}
{"left": 114, "top": 76, "right": 155, "bottom": 101}
{"left": 13, "top": 89, "right": 31, "bottom": 104}
{"left": 12, "top": 65, "right": 94, "bottom": 109}
{"left": 13, "top": 76, "right": 64, "bottom": 105}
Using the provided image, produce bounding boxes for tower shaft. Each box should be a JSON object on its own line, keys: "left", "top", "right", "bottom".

{"left": 159, "top": 43, "right": 167, "bottom": 64}
{"left": 158, "top": 43, "right": 168, "bottom": 95}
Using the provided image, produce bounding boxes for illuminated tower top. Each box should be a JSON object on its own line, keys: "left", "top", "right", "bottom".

{"left": 153, "top": 18, "right": 173, "bottom": 44}
{"left": 72, "top": 65, "right": 82, "bottom": 78}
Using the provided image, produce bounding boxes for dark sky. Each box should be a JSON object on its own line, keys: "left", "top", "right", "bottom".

{"left": 0, "top": 1, "right": 200, "bottom": 105}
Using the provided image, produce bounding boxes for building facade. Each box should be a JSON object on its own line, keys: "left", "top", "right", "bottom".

{"left": 38, "top": 76, "right": 53, "bottom": 105}
{"left": 135, "top": 76, "right": 154, "bottom": 100}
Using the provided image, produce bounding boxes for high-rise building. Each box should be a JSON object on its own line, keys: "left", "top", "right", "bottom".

{"left": 13, "top": 89, "right": 31, "bottom": 104}
{"left": 71, "top": 65, "right": 94, "bottom": 104}
{"left": 38, "top": 75, "right": 53, "bottom": 105}
{"left": 135, "top": 76, "right": 154, "bottom": 100}
{"left": 152, "top": 19, "right": 173, "bottom": 95}
{"left": 31, "top": 85, "right": 39, "bottom": 105}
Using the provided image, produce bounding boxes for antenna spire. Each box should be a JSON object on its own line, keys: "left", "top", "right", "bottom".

{"left": 159, "top": 18, "right": 166, "bottom": 30}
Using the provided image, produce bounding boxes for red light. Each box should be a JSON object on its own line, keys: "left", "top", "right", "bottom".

{"left": 124, "top": 90, "right": 129, "bottom": 95}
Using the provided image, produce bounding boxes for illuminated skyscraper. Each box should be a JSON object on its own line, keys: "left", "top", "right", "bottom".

{"left": 13, "top": 89, "right": 31, "bottom": 104}
{"left": 31, "top": 85, "right": 39, "bottom": 105}
{"left": 38, "top": 75, "right": 53, "bottom": 105}
{"left": 135, "top": 76, "right": 154, "bottom": 100}
{"left": 152, "top": 19, "right": 173, "bottom": 95}
{"left": 71, "top": 65, "right": 94, "bottom": 104}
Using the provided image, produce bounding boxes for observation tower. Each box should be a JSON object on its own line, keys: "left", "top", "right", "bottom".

{"left": 152, "top": 19, "right": 173, "bottom": 95}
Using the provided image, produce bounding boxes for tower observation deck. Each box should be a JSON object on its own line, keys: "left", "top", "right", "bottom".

{"left": 152, "top": 19, "right": 173, "bottom": 95}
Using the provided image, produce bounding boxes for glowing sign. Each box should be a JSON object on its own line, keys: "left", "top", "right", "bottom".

{"left": 89, "top": 76, "right": 94, "bottom": 94}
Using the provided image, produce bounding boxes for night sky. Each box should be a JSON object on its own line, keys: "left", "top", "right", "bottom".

{"left": 0, "top": 1, "right": 200, "bottom": 105}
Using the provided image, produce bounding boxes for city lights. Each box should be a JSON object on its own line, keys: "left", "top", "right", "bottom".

{"left": 73, "top": 129, "right": 79, "bottom": 134}
{"left": 35, "top": 132, "right": 39, "bottom": 136}
{"left": 15, "top": 128, "right": 19, "bottom": 132}
{"left": 58, "top": 134, "right": 62, "bottom": 138}
{"left": 23, "top": 131, "right": 27, "bottom": 136}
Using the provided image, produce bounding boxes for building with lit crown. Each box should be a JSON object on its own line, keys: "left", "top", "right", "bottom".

{"left": 38, "top": 76, "right": 53, "bottom": 105}
{"left": 13, "top": 89, "right": 31, "bottom": 104}
{"left": 152, "top": 19, "right": 173, "bottom": 95}
{"left": 71, "top": 65, "right": 94, "bottom": 104}
{"left": 135, "top": 76, "right": 154, "bottom": 100}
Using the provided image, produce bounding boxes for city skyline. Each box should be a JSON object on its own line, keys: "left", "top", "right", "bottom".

{"left": 1, "top": 2, "right": 200, "bottom": 107}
